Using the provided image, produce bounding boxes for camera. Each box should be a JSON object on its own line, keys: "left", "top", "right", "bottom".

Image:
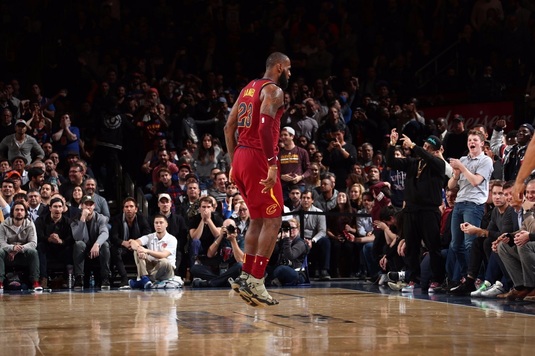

{"left": 226, "top": 225, "right": 236, "bottom": 234}
{"left": 280, "top": 221, "right": 291, "bottom": 233}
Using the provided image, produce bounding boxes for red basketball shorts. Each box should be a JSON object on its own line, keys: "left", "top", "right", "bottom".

{"left": 232, "top": 147, "right": 283, "bottom": 219}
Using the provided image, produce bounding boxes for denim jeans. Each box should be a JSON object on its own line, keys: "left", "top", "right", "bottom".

{"left": 449, "top": 201, "right": 485, "bottom": 277}
{"left": 362, "top": 242, "right": 379, "bottom": 278}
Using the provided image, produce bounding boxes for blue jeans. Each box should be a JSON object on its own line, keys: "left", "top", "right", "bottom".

{"left": 450, "top": 201, "right": 485, "bottom": 277}
{"left": 272, "top": 265, "right": 305, "bottom": 286}
{"left": 362, "top": 242, "right": 379, "bottom": 278}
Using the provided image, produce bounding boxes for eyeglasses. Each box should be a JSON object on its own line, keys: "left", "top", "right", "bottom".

{"left": 290, "top": 226, "right": 298, "bottom": 230}
{"left": 239, "top": 208, "right": 248, "bottom": 212}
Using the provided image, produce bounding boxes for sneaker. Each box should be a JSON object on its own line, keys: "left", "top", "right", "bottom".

{"left": 471, "top": 280, "right": 492, "bottom": 297}
{"left": 229, "top": 272, "right": 249, "bottom": 294}
{"left": 319, "top": 270, "right": 331, "bottom": 281}
{"left": 140, "top": 276, "right": 153, "bottom": 289}
{"left": 229, "top": 273, "right": 259, "bottom": 307}
{"left": 376, "top": 274, "right": 389, "bottom": 286}
{"left": 191, "top": 278, "right": 209, "bottom": 288}
{"left": 388, "top": 281, "right": 407, "bottom": 291}
{"left": 101, "top": 279, "right": 111, "bottom": 290}
{"left": 448, "top": 277, "right": 476, "bottom": 296}
{"left": 480, "top": 281, "right": 506, "bottom": 298}
{"left": 74, "top": 275, "right": 84, "bottom": 290}
{"left": 239, "top": 275, "right": 279, "bottom": 307}
{"left": 32, "top": 281, "right": 43, "bottom": 292}
{"left": 271, "top": 278, "right": 282, "bottom": 287}
{"left": 401, "top": 281, "right": 418, "bottom": 293}
{"left": 129, "top": 278, "right": 141, "bottom": 289}
{"left": 119, "top": 277, "right": 130, "bottom": 290}
{"left": 387, "top": 271, "right": 405, "bottom": 282}
{"left": 431, "top": 278, "right": 456, "bottom": 294}
{"left": 428, "top": 282, "right": 441, "bottom": 294}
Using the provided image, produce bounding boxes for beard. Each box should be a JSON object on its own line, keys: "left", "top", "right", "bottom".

{"left": 278, "top": 71, "right": 289, "bottom": 90}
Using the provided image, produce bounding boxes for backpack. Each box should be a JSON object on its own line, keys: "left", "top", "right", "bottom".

{"left": 150, "top": 276, "right": 184, "bottom": 289}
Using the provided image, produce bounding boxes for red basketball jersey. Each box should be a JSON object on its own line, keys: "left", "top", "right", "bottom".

{"left": 236, "top": 79, "right": 284, "bottom": 157}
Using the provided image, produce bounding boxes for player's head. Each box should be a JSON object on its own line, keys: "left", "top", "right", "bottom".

{"left": 266, "top": 52, "right": 291, "bottom": 90}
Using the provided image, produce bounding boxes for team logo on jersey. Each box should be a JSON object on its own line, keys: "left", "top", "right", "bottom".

{"left": 104, "top": 114, "right": 122, "bottom": 129}
{"left": 266, "top": 203, "right": 278, "bottom": 215}
{"left": 162, "top": 243, "right": 167, "bottom": 249}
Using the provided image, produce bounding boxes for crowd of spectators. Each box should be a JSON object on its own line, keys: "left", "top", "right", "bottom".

{"left": 2, "top": 1, "right": 535, "bottom": 294}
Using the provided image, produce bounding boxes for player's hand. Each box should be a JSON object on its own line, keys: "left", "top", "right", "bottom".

{"left": 228, "top": 167, "right": 234, "bottom": 183}
{"left": 260, "top": 166, "right": 278, "bottom": 193}
{"left": 512, "top": 181, "right": 525, "bottom": 207}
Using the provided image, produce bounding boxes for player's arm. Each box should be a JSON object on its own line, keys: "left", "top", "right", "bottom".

{"left": 513, "top": 134, "right": 535, "bottom": 203}
{"left": 224, "top": 98, "right": 240, "bottom": 162}
{"left": 259, "top": 84, "right": 284, "bottom": 166}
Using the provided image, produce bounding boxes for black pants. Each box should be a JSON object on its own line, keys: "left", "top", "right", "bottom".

{"left": 402, "top": 207, "right": 444, "bottom": 284}
{"left": 190, "top": 262, "right": 242, "bottom": 287}
{"left": 37, "top": 242, "right": 73, "bottom": 278}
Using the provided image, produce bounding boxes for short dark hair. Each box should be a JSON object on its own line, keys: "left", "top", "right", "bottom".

{"left": 28, "top": 167, "right": 44, "bottom": 180}
{"left": 13, "top": 192, "right": 27, "bottom": 202}
{"left": 266, "top": 52, "right": 289, "bottom": 69}
{"left": 503, "top": 180, "right": 515, "bottom": 190}
{"left": 123, "top": 197, "right": 137, "bottom": 208}
{"left": 153, "top": 213, "right": 168, "bottom": 223}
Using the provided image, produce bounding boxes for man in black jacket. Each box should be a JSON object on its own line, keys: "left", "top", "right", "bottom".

{"left": 35, "top": 197, "right": 74, "bottom": 288}
{"left": 110, "top": 197, "right": 151, "bottom": 288}
{"left": 385, "top": 129, "right": 446, "bottom": 293}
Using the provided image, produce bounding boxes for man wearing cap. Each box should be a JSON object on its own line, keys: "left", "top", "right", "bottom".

{"left": 71, "top": 195, "right": 111, "bottom": 289}
{"left": 386, "top": 129, "right": 446, "bottom": 292}
{"left": 278, "top": 126, "right": 311, "bottom": 200}
{"left": 110, "top": 197, "right": 151, "bottom": 288}
{"left": 128, "top": 214, "right": 177, "bottom": 289}
{"left": 150, "top": 193, "right": 187, "bottom": 276}
{"left": 35, "top": 197, "right": 74, "bottom": 288}
{"left": 0, "top": 119, "right": 44, "bottom": 164}
{"left": 443, "top": 114, "right": 468, "bottom": 160}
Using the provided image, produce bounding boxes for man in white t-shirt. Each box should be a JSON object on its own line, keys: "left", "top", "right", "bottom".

{"left": 129, "top": 214, "right": 177, "bottom": 289}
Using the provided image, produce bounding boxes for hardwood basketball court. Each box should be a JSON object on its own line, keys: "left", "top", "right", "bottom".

{"left": 1, "top": 281, "right": 534, "bottom": 355}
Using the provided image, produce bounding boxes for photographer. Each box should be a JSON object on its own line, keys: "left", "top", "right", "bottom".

{"left": 190, "top": 218, "right": 244, "bottom": 288}
{"left": 266, "top": 219, "right": 309, "bottom": 286}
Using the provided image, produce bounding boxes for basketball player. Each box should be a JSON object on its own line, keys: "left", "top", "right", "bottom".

{"left": 224, "top": 52, "right": 291, "bottom": 307}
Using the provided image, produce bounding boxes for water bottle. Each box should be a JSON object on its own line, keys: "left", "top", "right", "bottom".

{"left": 68, "top": 273, "right": 73, "bottom": 289}
{"left": 89, "top": 271, "right": 95, "bottom": 289}
{"left": 67, "top": 264, "right": 74, "bottom": 289}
